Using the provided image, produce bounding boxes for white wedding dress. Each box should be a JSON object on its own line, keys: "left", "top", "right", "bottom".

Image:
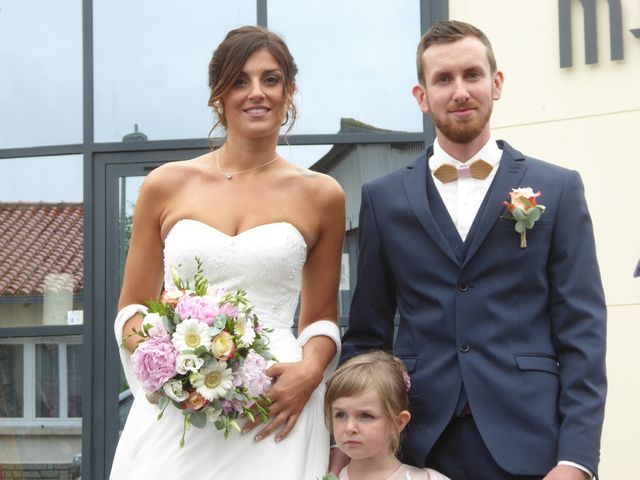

{"left": 110, "top": 219, "right": 335, "bottom": 479}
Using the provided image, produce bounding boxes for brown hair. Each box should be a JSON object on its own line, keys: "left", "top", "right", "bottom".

{"left": 207, "top": 25, "right": 298, "bottom": 137}
{"left": 416, "top": 20, "right": 497, "bottom": 84}
{"left": 324, "top": 351, "right": 410, "bottom": 454}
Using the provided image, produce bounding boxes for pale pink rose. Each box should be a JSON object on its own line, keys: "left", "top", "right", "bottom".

{"left": 505, "top": 187, "right": 542, "bottom": 212}
{"left": 131, "top": 336, "right": 178, "bottom": 393}
{"left": 211, "top": 331, "right": 236, "bottom": 360}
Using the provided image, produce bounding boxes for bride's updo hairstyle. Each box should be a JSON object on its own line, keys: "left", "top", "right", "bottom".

{"left": 208, "top": 26, "right": 298, "bottom": 136}
{"left": 324, "top": 351, "right": 411, "bottom": 454}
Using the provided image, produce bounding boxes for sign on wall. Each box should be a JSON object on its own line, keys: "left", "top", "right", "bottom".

{"left": 559, "top": 0, "right": 640, "bottom": 67}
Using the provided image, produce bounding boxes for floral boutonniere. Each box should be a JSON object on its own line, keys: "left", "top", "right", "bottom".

{"left": 502, "top": 187, "right": 546, "bottom": 248}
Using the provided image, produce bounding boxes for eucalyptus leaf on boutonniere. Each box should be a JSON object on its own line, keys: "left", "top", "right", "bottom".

{"left": 320, "top": 474, "right": 339, "bottom": 480}
{"left": 501, "top": 187, "right": 546, "bottom": 248}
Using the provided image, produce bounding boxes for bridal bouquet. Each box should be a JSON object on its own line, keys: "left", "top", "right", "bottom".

{"left": 126, "top": 258, "right": 275, "bottom": 447}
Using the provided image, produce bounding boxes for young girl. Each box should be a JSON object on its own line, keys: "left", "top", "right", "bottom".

{"left": 325, "top": 351, "right": 450, "bottom": 480}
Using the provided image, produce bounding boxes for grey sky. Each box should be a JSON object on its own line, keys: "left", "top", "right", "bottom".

{"left": 0, "top": 155, "right": 83, "bottom": 202}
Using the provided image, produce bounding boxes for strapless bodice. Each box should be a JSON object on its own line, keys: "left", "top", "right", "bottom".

{"left": 163, "top": 219, "right": 307, "bottom": 330}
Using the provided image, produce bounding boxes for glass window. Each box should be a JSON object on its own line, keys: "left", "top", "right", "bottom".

{"left": 268, "top": 0, "right": 423, "bottom": 135}
{"left": 67, "top": 344, "right": 82, "bottom": 418}
{"left": 0, "top": 344, "right": 24, "bottom": 418}
{"left": 276, "top": 144, "right": 332, "bottom": 169}
{"left": 0, "top": 338, "right": 81, "bottom": 480}
{"left": 35, "top": 344, "right": 59, "bottom": 418}
{"left": 0, "top": 0, "right": 82, "bottom": 148}
{"left": 0, "top": 155, "right": 83, "bottom": 328}
{"left": 0, "top": 152, "right": 83, "bottom": 471}
{"left": 0, "top": 155, "right": 83, "bottom": 203}
{"left": 93, "top": 0, "right": 257, "bottom": 142}
{"left": 0, "top": 338, "right": 81, "bottom": 424}
{"left": 118, "top": 176, "right": 145, "bottom": 284}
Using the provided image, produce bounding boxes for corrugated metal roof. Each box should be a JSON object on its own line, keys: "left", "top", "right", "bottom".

{"left": 0, "top": 202, "right": 83, "bottom": 296}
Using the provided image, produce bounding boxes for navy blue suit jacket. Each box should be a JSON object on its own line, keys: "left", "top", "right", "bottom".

{"left": 342, "top": 141, "right": 607, "bottom": 476}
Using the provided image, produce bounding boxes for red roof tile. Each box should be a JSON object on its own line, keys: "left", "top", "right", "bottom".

{"left": 0, "top": 203, "right": 83, "bottom": 297}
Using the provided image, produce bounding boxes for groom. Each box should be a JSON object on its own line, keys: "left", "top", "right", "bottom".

{"left": 339, "top": 21, "right": 606, "bottom": 479}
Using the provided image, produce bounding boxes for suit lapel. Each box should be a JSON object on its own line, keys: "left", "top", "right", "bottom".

{"left": 402, "top": 150, "right": 461, "bottom": 266}
{"left": 462, "top": 141, "right": 527, "bottom": 266}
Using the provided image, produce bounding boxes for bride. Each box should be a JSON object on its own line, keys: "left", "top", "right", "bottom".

{"left": 110, "top": 26, "right": 345, "bottom": 479}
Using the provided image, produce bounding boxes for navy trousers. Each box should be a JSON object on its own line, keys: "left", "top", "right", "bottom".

{"left": 425, "top": 415, "right": 543, "bottom": 480}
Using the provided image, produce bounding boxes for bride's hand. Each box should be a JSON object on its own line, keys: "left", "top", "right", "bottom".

{"left": 243, "top": 359, "right": 322, "bottom": 442}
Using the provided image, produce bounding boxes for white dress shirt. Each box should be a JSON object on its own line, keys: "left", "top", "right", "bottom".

{"left": 429, "top": 136, "right": 502, "bottom": 241}
{"left": 429, "top": 136, "right": 593, "bottom": 479}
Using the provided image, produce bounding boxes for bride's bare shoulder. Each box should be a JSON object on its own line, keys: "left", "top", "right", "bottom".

{"left": 150, "top": 153, "right": 210, "bottom": 177}
{"left": 141, "top": 153, "right": 212, "bottom": 192}
{"left": 284, "top": 163, "right": 344, "bottom": 210}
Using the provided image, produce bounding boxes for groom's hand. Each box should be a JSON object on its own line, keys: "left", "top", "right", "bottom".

{"left": 243, "top": 360, "right": 322, "bottom": 442}
{"left": 543, "top": 465, "right": 591, "bottom": 480}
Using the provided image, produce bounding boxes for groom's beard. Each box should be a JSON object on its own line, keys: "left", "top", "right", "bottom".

{"left": 434, "top": 99, "right": 493, "bottom": 144}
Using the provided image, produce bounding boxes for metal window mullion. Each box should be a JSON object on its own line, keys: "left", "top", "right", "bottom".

{"left": 0, "top": 144, "right": 83, "bottom": 160}
{"left": 257, "top": 0, "right": 267, "bottom": 26}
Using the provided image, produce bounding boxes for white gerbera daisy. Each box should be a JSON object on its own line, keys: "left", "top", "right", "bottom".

{"left": 193, "top": 360, "right": 233, "bottom": 401}
{"left": 235, "top": 317, "right": 256, "bottom": 346}
{"left": 172, "top": 318, "right": 211, "bottom": 352}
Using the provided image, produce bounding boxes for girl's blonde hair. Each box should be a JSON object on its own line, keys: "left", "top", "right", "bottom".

{"left": 324, "top": 351, "right": 410, "bottom": 453}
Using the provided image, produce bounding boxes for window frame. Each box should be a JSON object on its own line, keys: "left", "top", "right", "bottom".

{"left": 0, "top": 336, "right": 82, "bottom": 429}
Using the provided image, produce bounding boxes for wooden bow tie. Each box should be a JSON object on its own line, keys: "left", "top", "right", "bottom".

{"left": 432, "top": 159, "right": 493, "bottom": 183}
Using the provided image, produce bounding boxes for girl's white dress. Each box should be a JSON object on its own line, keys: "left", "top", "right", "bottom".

{"left": 110, "top": 220, "right": 337, "bottom": 479}
{"left": 339, "top": 463, "right": 451, "bottom": 480}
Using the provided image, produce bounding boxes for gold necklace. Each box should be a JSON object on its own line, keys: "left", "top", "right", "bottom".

{"left": 215, "top": 150, "right": 280, "bottom": 180}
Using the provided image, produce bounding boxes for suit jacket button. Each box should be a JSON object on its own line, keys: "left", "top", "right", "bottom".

{"left": 459, "top": 343, "right": 470, "bottom": 353}
{"left": 458, "top": 284, "right": 469, "bottom": 292}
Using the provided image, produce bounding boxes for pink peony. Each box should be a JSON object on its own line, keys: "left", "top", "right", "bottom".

{"left": 217, "top": 303, "right": 239, "bottom": 319}
{"left": 235, "top": 352, "right": 272, "bottom": 397}
{"left": 176, "top": 295, "right": 219, "bottom": 325}
{"left": 131, "top": 336, "right": 178, "bottom": 393}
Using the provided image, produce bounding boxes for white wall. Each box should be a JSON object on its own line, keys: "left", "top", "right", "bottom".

{"left": 449, "top": 0, "right": 640, "bottom": 477}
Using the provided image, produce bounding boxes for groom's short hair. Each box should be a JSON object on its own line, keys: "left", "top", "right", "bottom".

{"left": 416, "top": 20, "right": 498, "bottom": 84}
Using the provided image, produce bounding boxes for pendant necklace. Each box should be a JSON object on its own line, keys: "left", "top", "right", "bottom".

{"left": 215, "top": 150, "right": 280, "bottom": 180}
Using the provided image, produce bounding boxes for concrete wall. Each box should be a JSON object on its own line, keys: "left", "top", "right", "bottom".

{"left": 449, "top": 0, "right": 640, "bottom": 476}
{"left": 0, "top": 431, "right": 80, "bottom": 464}
{"left": 0, "top": 304, "right": 44, "bottom": 328}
